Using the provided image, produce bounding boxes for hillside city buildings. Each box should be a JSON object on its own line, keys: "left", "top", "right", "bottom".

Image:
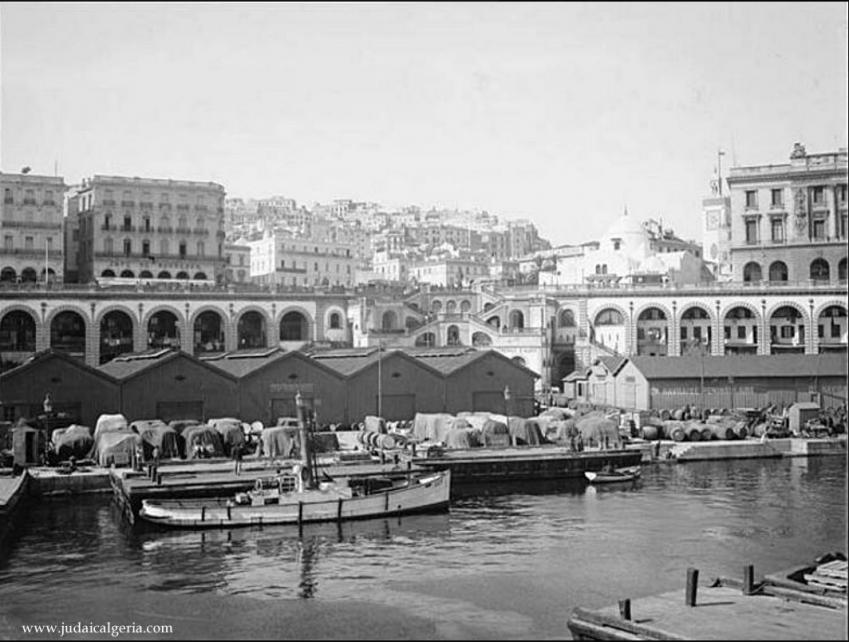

{"left": 0, "top": 142, "right": 846, "bottom": 396}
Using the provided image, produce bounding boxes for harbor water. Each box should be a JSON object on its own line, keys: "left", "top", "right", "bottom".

{"left": 1, "top": 456, "right": 846, "bottom": 640}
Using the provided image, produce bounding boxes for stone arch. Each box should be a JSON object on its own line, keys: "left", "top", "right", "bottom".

{"left": 766, "top": 300, "right": 809, "bottom": 326}
{"left": 157, "top": 271, "right": 171, "bottom": 279}
{"left": 720, "top": 301, "right": 762, "bottom": 323}
{"left": 509, "top": 309, "right": 525, "bottom": 329}
{"left": 676, "top": 302, "right": 714, "bottom": 323}
{"left": 743, "top": 261, "right": 762, "bottom": 282}
{"left": 768, "top": 261, "right": 788, "bottom": 282}
{"left": 120, "top": 269, "right": 135, "bottom": 278}
{"left": 810, "top": 258, "right": 830, "bottom": 282}
{"left": 814, "top": 299, "right": 849, "bottom": 320}
{"left": 445, "top": 300, "right": 457, "bottom": 314}
{"left": 143, "top": 305, "right": 184, "bottom": 350}
{"left": 483, "top": 302, "right": 495, "bottom": 312}
{"left": 21, "top": 267, "right": 38, "bottom": 282}
{"left": 431, "top": 299, "right": 442, "bottom": 314}
{"left": 97, "top": 306, "right": 137, "bottom": 364}
{"left": 460, "top": 300, "right": 472, "bottom": 313}
{"left": 633, "top": 302, "right": 672, "bottom": 323}
{"left": 175, "top": 271, "right": 190, "bottom": 280}
{"left": 471, "top": 331, "right": 493, "bottom": 347}
{"left": 101, "top": 269, "right": 116, "bottom": 278}
{"left": 48, "top": 308, "right": 87, "bottom": 356}
{"left": 139, "top": 270, "right": 153, "bottom": 279}
{"left": 192, "top": 307, "right": 227, "bottom": 354}
{"left": 634, "top": 303, "right": 671, "bottom": 356}
{"left": 446, "top": 324, "right": 461, "bottom": 345}
{"left": 324, "top": 306, "right": 346, "bottom": 331}
{"left": 415, "top": 331, "right": 436, "bottom": 347}
{"left": 236, "top": 306, "right": 270, "bottom": 349}
{"left": 558, "top": 308, "right": 577, "bottom": 327}
{"left": 381, "top": 310, "right": 398, "bottom": 331}
{"left": 0, "top": 266, "right": 17, "bottom": 282}
{"left": 486, "top": 315, "right": 501, "bottom": 329}
{"left": 279, "top": 309, "right": 311, "bottom": 342}
{"left": 592, "top": 304, "right": 627, "bottom": 326}
{"left": 0, "top": 306, "right": 40, "bottom": 352}
{"left": 193, "top": 272, "right": 208, "bottom": 280}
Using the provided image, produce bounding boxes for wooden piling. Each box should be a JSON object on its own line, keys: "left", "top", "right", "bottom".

{"left": 685, "top": 568, "right": 699, "bottom": 606}
{"left": 743, "top": 564, "right": 755, "bottom": 595}
{"left": 618, "top": 599, "right": 631, "bottom": 620}
{"left": 201, "top": 506, "right": 206, "bottom": 522}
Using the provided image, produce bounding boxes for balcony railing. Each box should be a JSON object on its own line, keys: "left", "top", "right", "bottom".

{"left": 121, "top": 225, "right": 136, "bottom": 232}
{"left": 195, "top": 205, "right": 208, "bottom": 212}
{"left": 22, "top": 199, "right": 37, "bottom": 206}
{"left": 1, "top": 220, "right": 62, "bottom": 229}
{"left": 121, "top": 200, "right": 135, "bottom": 208}
{"left": 176, "top": 227, "right": 191, "bottom": 234}
{"left": 159, "top": 203, "right": 171, "bottom": 210}
{"left": 157, "top": 226, "right": 173, "bottom": 233}
{"left": 193, "top": 228, "right": 209, "bottom": 235}
{"left": 102, "top": 199, "right": 116, "bottom": 206}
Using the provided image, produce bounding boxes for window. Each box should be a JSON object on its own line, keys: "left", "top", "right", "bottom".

{"left": 103, "top": 213, "right": 112, "bottom": 230}
{"left": 771, "top": 189, "right": 783, "bottom": 208}
{"left": 838, "top": 185, "right": 847, "bottom": 204}
{"left": 24, "top": 189, "right": 35, "bottom": 205}
{"left": 25, "top": 236, "right": 34, "bottom": 250}
{"left": 771, "top": 218, "right": 784, "bottom": 242}
{"left": 197, "top": 241, "right": 205, "bottom": 257}
{"left": 680, "top": 327, "right": 688, "bottom": 341}
{"left": 44, "top": 190, "right": 54, "bottom": 205}
{"left": 143, "top": 216, "right": 151, "bottom": 232}
{"left": 179, "top": 241, "right": 187, "bottom": 258}
{"left": 812, "top": 218, "right": 826, "bottom": 240}
{"left": 4, "top": 235, "right": 13, "bottom": 250}
{"left": 780, "top": 326, "right": 794, "bottom": 339}
{"left": 745, "top": 190, "right": 758, "bottom": 209}
{"left": 693, "top": 326, "right": 702, "bottom": 340}
{"left": 142, "top": 240, "right": 150, "bottom": 256}
{"left": 3, "top": 188, "right": 12, "bottom": 204}
{"left": 818, "top": 325, "right": 824, "bottom": 339}
{"left": 812, "top": 186, "right": 825, "bottom": 205}
{"left": 737, "top": 326, "right": 746, "bottom": 340}
{"left": 123, "top": 239, "right": 132, "bottom": 256}
{"left": 724, "top": 326, "right": 731, "bottom": 340}
{"left": 745, "top": 219, "right": 758, "bottom": 244}
{"left": 123, "top": 215, "right": 132, "bottom": 231}
{"left": 832, "top": 323, "right": 841, "bottom": 339}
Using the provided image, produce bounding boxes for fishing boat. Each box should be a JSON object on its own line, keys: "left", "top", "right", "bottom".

{"left": 139, "top": 392, "right": 451, "bottom": 529}
{"left": 584, "top": 466, "right": 641, "bottom": 484}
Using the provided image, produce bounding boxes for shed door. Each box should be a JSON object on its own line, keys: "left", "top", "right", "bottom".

{"left": 271, "top": 396, "right": 314, "bottom": 425}
{"left": 378, "top": 393, "right": 415, "bottom": 421}
{"left": 156, "top": 400, "right": 203, "bottom": 422}
{"left": 472, "top": 391, "right": 507, "bottom": 414}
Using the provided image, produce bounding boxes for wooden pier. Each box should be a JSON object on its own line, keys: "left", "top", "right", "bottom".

{"left": 568, "top": 563, "right": 847, "bottom": 640}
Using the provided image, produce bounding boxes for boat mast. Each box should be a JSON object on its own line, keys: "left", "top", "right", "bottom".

{"left": 295, "top": 390, "right": 316, "bottom": 489}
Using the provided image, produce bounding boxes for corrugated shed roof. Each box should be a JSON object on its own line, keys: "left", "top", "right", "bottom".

{"left": 98, "top": 349, "right": 238, "bottom": 381}
{"left": 595, "top": 356, "right": 628, "bottom": 375}
{"left": 0, "top": 349, "right": 119, "bottom": 384}
{"left": 312, "top": 351, "right": 382, "bottom": 376}
{"left": 206, "top": 350, "right": 288, "bottom": 378}
{"left": 628, "top": 354, "right": 848, "bottom": 380}
{"left": 413, "top": 351, "right": 485, "bottom": 375}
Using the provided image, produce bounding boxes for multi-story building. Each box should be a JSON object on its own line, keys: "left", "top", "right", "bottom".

{"left": 0, "top": 172, "right": 67, "bottom": 283}
{"left": 409, "top": 255, "right": 490, "bottom": 288}
{"left": 727, "top": 143, "right": 848, "bottom": 285}
{"left": 247, "top": 230, "right": 357, "bottom": 287}
{"left": 223, "top": 241, "right": 251, "bottom": 283}
{"left": 70, "top": 175, "right": 227, "bottom": 284}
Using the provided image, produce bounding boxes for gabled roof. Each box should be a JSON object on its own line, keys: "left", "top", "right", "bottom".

{"left": 312, "top": 348, "right": 444, "bottom": 378}
{"left": 98, "top": 349, "right": 238, "bottom": 382}
{"left": 207, "top": 349, "right": 344, "bottom": 380}
{"left": 414, "top": 349, "right": 540, "bottom": 379}
{"left": 594, "top": 356, "right": 628, "bottom": 376}
{"left": 627, "top": 354, "right": 848, "bottom": 380}
{"left": 0, "top": 349, "right": 119, "bottom": 385}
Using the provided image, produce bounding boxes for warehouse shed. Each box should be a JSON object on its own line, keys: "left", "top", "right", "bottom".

{"left": 312, "top": 347, "right": 445, "bottom": 422}
{"left": 98, "top": 349, "right": 239, "bottom": 422}
{"left": 619, "top": 354, "right": 848, "bottom": 411}
{"left": 584, "top": 356, "right": 629, "bottom": 409}
{"left": 412, "top": 348, "right": 539, "bottom": 416}
{"left": 204, "top": 348, "right": 347, "bottom": 425}
{"left": 0, "top": 349, "right": 121, "bottom": 427}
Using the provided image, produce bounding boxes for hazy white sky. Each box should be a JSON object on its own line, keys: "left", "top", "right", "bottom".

{"left": 1, "top": 2, "right": 846, "bottom": 245}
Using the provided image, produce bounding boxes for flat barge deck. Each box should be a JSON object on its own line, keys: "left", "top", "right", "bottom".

{"left": 414, "top": 446, "right": 643, "bottom": 484}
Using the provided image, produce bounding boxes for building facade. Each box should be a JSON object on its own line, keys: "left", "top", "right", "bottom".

{"left": 0, "top": 172, "right": 67, "bottom": 283}
{"left": 69, "top": 175, "right": 227, "bottom": 284}
{"left": 247, "top": 231, "right": 357, "bottom": 288}
{"left": 727, "top": 143, "right": 848, "bottom": 285}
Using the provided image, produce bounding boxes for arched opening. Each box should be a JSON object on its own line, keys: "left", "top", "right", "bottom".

{"left": 415, "top": 332, "right": 436, "bottom": 347}
{"left": 194, "top": 310, "right": 225, "bottom": 354}
{"left": 556, "top": 351, "right": 576, "bottom": 388}
{"left": 680, "top": 306, "right": 712, "bottom": 355}
{"left": 139, "top": 270, "right": 153, "bottom": 279}
{"left": 483, "top": 302, "right": 495, "bottom": 312}
{"left": 810, "top": 258, "right": 830, "bottom": 282}
{"left": 472, "top": 331, "right": 492, "bottom": 347}
{"left": 101, "top": 269, "right": 116, "bottom": 278}
{"left": 147, "top": 310, "right": 180, "bottom": 349}
{"left": 460, "top": 300, "right": 472, "bottom": 313}
{"left": 329, "top": 312, "right": 342, "bottom": 330}
{"left": 509, "top": 310, "right": 524, "bottom": 330}
{"left": 0, "top": 310, "right": 36, "bottom": 352}
{"left": 636, "top": 307, "right": 668, "bottom": 356}
{"left": 559, "top": 309, "right": 576, "bottom": 327}
{"left": 238, "top": 311, "right": 267, "bottom": 349}
{"left": 379, "top": 310, "right": 397, "bottom": 331}
{"left": 817, "top": 305, "right": 848, "bottom": 352}
{"left": 405, "top": 317, "right": 421, "bottom": 331}
{"left": 723, "top": 306, "right": 758, "bottom": 355}
{"left": 175, "top": 271, "right": 190, "bottom": 280}
{"left": 446, "top": 325, "right": 461, "bottom": 345}
{"left": 157, "top": 271, "right": 171, "bottom": 279}
{"left": 592, "top": 307, "right": 626, "bottom": 353}
{"left": 21, "top": 267, "right": 37, "bottom": 283}
{"left": 40, "top": 268, "right": 56, "bottom": 283}
{"left": 446, "top": 300, "right": 457, "bottom": 314}
{"left": 0, "top": 267, "right": 16, "bottom": 282}
{"left": 839, "top": 258, "right": 847, "bottom": 282}
{"left": 769, "top": 305, "right": 805, "bottom": 354}
{"left": 768, "top": 261, "right": 788, "bottom": 282}
{"left": 51, "top": 311, "right": 86, "bottom": 357}
{"left": 99, "top": 310, "right": 134, "bottom": 364}
{"left": 280, "top": 311, "right": 309, "bottom": 342}
{"left": 486, "top": 315, "right": 501, "bottom": 329}
{"left": 430, "top": 300, "right": 442, "bottom": 314}
{"left": 743, "top": 262, "right": 762, "bottom": 283}
{"left": 511, "top": 356, "right": 526, "bottom": 367}
{"left": 194, "top": 272, "right": 207, "bottom": 280}
{"left": 120, "top": 269, "right": 135, "bottom": 278}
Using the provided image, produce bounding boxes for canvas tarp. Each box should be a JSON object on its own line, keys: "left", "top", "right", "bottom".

{"left": 261, "top": 425, "right": 300, "bottom": 459}
{"left": 310, "top": 431, "right": 340, "bottom": 454}
{"left": 412, "top": 413, "right": 456, "bottom": 443}
{"left": 456, "top": 412, "right": 492, "bottom": 431}
{"left": 507, "top": 417, "right": 546, "bottom": 446}
{"left": 131, "top": 420, "right": 181, "bottom": 459}
{"left": 182, "top": 425, "right": 225, "bottom": 459}
{"left": 54, "top": 425, "right": 94, "bottom": 460}
{"left": 94, "top": 414, "right": 128, "bottom": 442}
{"left": 363, "top": 415, "right": 386, "bottom": 434}
{"left": 540, "top": 419, "right": 574, "bottom": 443}
{"left": 539, "top": 407, "right": 574, "bottom": 422}
{"left": 208, "top": 418, "right": 246, "bottom": 456}
{"left": 444, "top": 427, "right": 483, "bottom": 449}
{"left": 575, "top": 414, "right": 622, "bottom": 447}
{"left": 481, "top": 419, "right": 511, "bottom": 447}
{"left": 168, "top": 419, "right": 203, "bottom": 435}
{"left": 93, "top": 430, "right": 141, "bottom": 467}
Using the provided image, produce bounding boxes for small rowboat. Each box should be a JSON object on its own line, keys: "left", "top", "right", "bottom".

{"left": 584, "top": 466, "right": 641, "bottom": 484}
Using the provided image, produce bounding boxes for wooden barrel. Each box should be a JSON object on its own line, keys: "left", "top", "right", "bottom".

{"left": 686, "top": 425, "right": 702, "bottom": 441}
{"left": 699, "top": 425, "right": 714, "bottom": 441}
{"left": 376, "top": 434, "right": 396, "bottom": 449}
{"left": 730, "top": 421, "right": 748, "bottom": 439}
{"left": 640, "top": 425, "right": 660, "bottom": 441}
{"left": 673, "top": 408, "right": 686, "bottom": 421}
{"left": 357, "top": 431, "right": 369, "bottom": 445}
{"left": 659, "top": 409, "right": 672, "bottom": 421}
{"left": 710, "top": 423, "right": 736, "bottom": 440}
{"left": 664, "top": 421, "right": 685, "bottom": 442}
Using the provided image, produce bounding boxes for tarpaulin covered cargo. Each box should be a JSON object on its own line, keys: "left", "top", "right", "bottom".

{"left": 261, "top": 425, "right": 300, "bottom": 459}
{"left": 207, "top": 417, "right": 246, "bottom": 456}
{"left": 456, "top": 412, "right": 491, "bottom": 431}
{"left": 539, "top": 407, "right": 574, "bottom": 422}
{"left": 575, "top": 414, "right": 622, "bottom": 447}
{"left": 54, "top": 424, "right": 94, "bottom": 460}
{"left": 506, "top": 417, "right": 546, "bottom": 446}
{"left": 94, "top": 413, "right": 128, "bottom": 442}
{"left": 131, "top": 420, "right": 181, "bottom": 460}
{"left": 363, "top": 415, "right": 386, "bottom": 434}
{"left": 181, "top": 424, "right": 224, "bottom": 459}
{"left": 444, "top": 427, "right": 483, "bottom": 449}
{"left": 412, "top": 413, "right": 456, "bottom": 443}
{"left": 481, "top": 419, "right": 510, "bottom": 447}
{"left": 93, "top": 430, "right": 141, "bottom": 467}
{"left": 168, "top": 419, "right": 203, "bottom": 435}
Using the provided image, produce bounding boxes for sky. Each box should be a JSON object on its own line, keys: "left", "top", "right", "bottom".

{"left": 1, "top": 2, "right": 847, "bottom": 246}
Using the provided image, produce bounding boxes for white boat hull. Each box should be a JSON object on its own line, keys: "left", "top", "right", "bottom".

{"left": 140, "top": 471, "right": 451, "bottom": 528}
{"left": 584, "top": 467, "right": 641, "bottom": 484}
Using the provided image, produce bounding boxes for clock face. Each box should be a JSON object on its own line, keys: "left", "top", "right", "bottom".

{"left": 706, "top": 211, "right": 719, "bottom": 230}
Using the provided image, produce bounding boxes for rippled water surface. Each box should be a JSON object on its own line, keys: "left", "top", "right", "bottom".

{"left": 1, "top": 457, "right": 846, "bottom": 639}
